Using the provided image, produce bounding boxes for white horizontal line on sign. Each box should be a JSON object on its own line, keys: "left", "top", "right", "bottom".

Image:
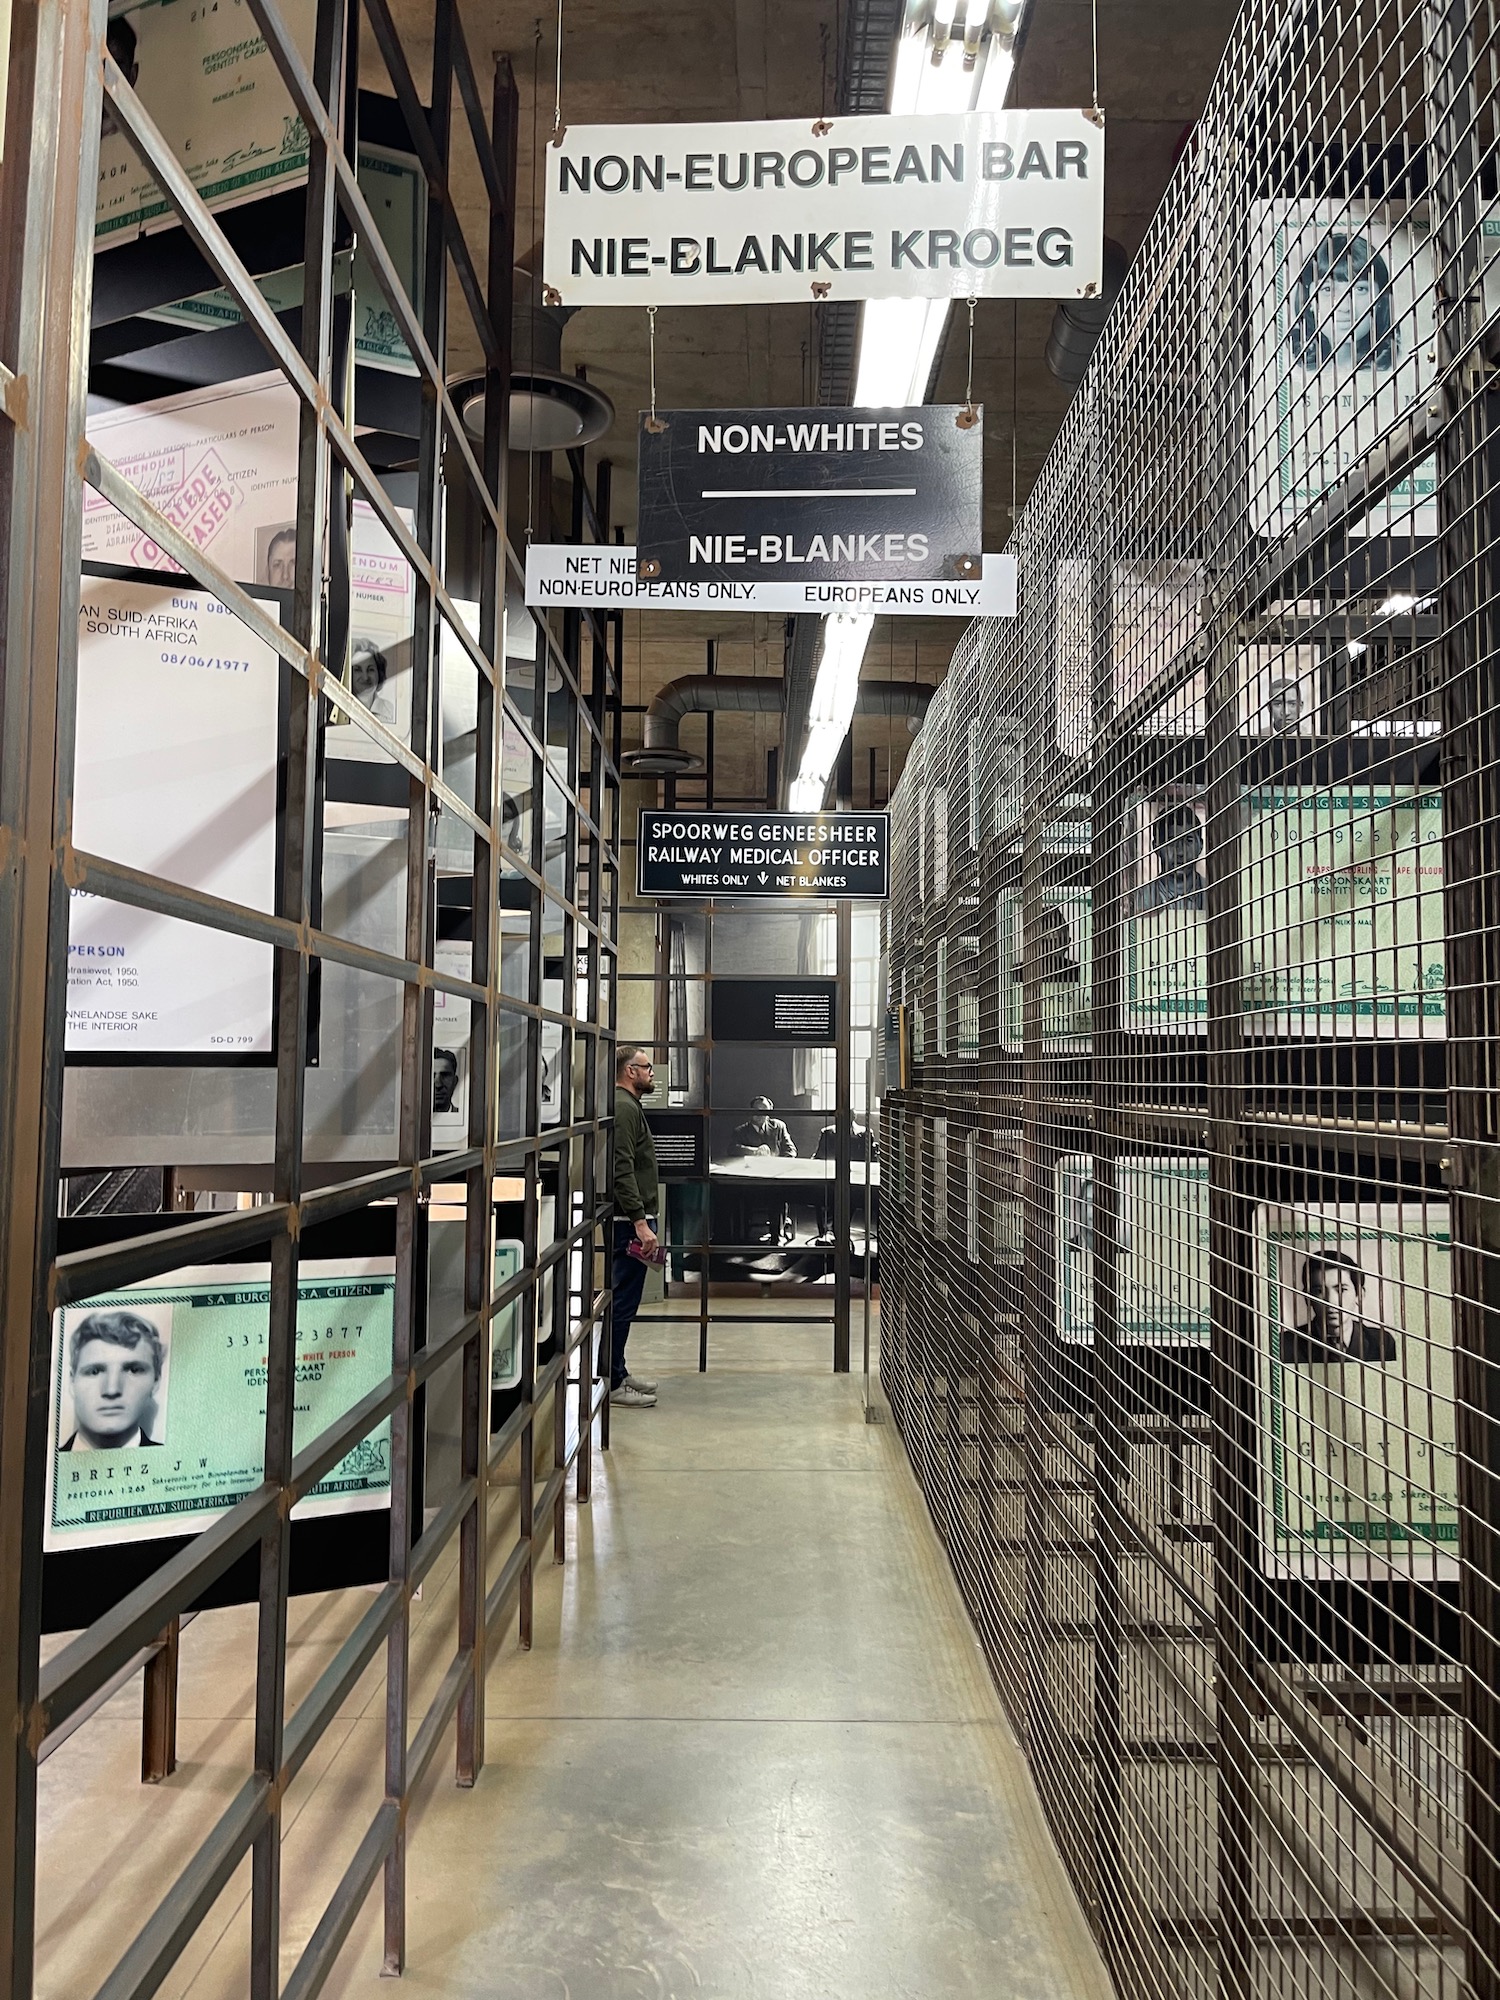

{"left": 699, "top": 486, "right": 918, "bottom": 499}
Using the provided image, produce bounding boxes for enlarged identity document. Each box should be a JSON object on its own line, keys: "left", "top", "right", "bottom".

{"left": 1123, "top": 790, "right": 1209, "bottom": 1032}
{"left": 1001, "top": 889, "right": 1092, "bottom": 1049}
{"left": 1256, "top": 1201, "right": 1456, "bottom": 1580}
{"left": 142, "top": 147, "right": 424, "bottom": 375}
{"left": 83, "top": 374, "right": 299, "bottom": 587}
{"left": 1055, "top": 1154, "right": 1210, "bottom": 1345}
{"left": 1247, "top": 202, "right": 1438, "bottom": 537}
{"left": 492, "top": 1240, "right": 522, "bottom": 1391}
{"left": 1240, "top": 785, "right": 1445, "bottom": 1034}
{"left": 45, "top": 1259, "right": 395, "bottom": 1552}
{"left": 69, "top": 578, "right": 279, "bottom": 1056}
{"left": 96, "top": 0, "right": 316, "bottom": 245}
{"left": 1124, "top": 785, "right": 1446, "bottom": 1035}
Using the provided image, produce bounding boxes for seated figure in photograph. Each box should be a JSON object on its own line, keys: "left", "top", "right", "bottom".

{"left": 61, "top": 1309, "right": 165, "bottom": 1450}
{"left": 731, "top": 1096, "right": 796, "bottom": 1158}
{"left": 731, "top": 1096, "right": 796, "bottom": 1245}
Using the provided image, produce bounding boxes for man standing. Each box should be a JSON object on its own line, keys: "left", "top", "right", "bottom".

{"left": 609, "top": 1047, "right": 661, "bottom": 1408}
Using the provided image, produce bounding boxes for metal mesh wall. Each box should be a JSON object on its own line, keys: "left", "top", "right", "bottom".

{"left": 880, "top": 2, "right": 1500, "bottom": 1995}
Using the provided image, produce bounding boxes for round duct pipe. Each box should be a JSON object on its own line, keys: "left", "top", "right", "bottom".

{"left": 623, "top": 675, "right": 934, "bottom": 776}
{"left": 1044, "top": 238, "right": 1130, "bottom": 387}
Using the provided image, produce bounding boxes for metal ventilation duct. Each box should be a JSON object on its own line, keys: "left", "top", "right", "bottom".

{"left": 1044, "top": 237, "right": 1130, "bottom": 386}
{"left": 624, "top": 675, "right": 934, "bottom": 776}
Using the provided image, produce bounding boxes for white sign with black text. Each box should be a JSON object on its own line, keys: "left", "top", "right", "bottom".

{"left": 543, "top": 110, "right": 1104, "bottom": 305}
{"left": 525, "top": 543, "right": 1016, "bottom": 617}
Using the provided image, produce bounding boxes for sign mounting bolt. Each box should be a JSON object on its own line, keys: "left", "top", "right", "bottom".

{"left": 637, "top": 557, "right": 662, "bottom": 580}
{"left": 811, "top": 281, "right": 831, "bottom": 299}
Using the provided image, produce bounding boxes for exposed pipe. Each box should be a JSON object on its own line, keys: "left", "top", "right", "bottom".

{"left": 1044, "top": 237, "right": 1130, "bottom": 387}
{"left": 623, "top": 675, "right": 933, "bottom": 776}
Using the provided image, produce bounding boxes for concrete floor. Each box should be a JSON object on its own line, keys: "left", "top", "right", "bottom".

{"left": 36, "top": 1316, "right": 1112, "bottom": 2000}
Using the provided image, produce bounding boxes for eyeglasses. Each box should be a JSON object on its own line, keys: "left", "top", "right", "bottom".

{"left": 630, "top": 1060, "right": 654, "bottom": 1072}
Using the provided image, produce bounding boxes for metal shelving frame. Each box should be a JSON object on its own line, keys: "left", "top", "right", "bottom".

{"left": 0, "top": 0, "right": 621, "bottom": 1992}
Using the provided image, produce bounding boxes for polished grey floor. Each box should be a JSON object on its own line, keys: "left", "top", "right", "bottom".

{"left": 36, "top": 1316, "right": 1113, "bottom": 1999}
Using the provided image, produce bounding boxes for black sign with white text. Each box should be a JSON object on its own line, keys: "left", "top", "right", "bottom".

{"left": 711, "top": 980, "right": 838, "bottom": 1044}
{"left": 636, "top": 407, "right": 981, "bottom": 584}
{"left": 645, "top": 1112, "right": 708, "bottom": 1178}
{"left": 637, "top": 810, "right": 890, "bottom": 900}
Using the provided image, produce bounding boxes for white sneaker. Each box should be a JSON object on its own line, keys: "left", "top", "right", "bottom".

{"left": 612, "top": 1381, "right": 657, "bottom": 1408}
{"left": 624, "top": 1373, "right": 658, "bottom": 1395}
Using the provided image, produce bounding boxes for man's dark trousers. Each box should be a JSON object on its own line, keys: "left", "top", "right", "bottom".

{"left": 605, "top": 1216, "right": 655, "bottom": 1390}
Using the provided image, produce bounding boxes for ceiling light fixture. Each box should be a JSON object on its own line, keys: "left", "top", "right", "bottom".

{"left": 788, "top": 613, "right": 876, "bottom": 811}
{"left": 790, "top": 0, "right": 1027, "bottom": 810}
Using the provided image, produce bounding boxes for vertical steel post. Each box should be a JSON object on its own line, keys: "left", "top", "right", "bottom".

{"left": 0, "top": 0, "right": 104, "bottom": 1986}
{"left": 250, "top": 0, "right": 344, "bottom": 1983}
{"left": 1087, "top": 494, "right": 1126, "bottom": 1977}
{"left": 1425, "top": 6, "right": 1500, "bottom": 1996}
{"left": 455, "top": 48, "right": 517, "bottom": 1794}
{"left": 834, "top": 897, "right": 853, "bottom": 1372}
{"left": 140, "top": 1621, "right": 180, "bottom": 1785}
{"left": 381, "top": 0, "right": 449, "bottom": 1964}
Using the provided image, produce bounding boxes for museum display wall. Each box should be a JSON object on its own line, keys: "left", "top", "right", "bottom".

{"left": 876, "top": 2, "right": 1500, "bottom": 1995}
{"left": 0, "top": 0, "right": 622, "bottom": 1991}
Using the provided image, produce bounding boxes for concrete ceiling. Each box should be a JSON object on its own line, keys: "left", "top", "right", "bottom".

{"left": 413, "top": 0, "right": 1243, "bottom": 800}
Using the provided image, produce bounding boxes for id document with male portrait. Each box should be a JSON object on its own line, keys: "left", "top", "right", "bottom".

{"left": 1255, "top": 1201, "right": 1457, "bottom": 1580}
{"left": 1124, "top": 784, "right": 1446, "bottom": 1034}
{"left": 1055, "top": 1153, "right": 1210, "bottom": 1345}
{"left": 44, "top": 1260, "right": 395, "bottom": 1552}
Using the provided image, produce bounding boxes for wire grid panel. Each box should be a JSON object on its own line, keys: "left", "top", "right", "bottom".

{"left": 880, "top": 1, "right": 1500, "bottom": 1996}
{"left": 0, "top": 0, "right": 620, "bottom": 1993}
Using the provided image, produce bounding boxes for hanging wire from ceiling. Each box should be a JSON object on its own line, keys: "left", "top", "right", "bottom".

{"left": 958, "top": 297, "right": 979, "bottom": 430}
{"left": 1011, "top": 299, "right": 1019, "bottom": 527}
{"left": 527, "top": 17, "right": 541, "bottom": 544}
{"left": 552, "top": 0, "right": 566, "bottom": 136}
{"left": 644, "top": 306, "right": 665, "bottom": 434}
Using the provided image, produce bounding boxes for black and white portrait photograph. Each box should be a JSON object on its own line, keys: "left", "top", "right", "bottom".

{"left": 1240, "top": 645, "right": 1321, "bottom": 738}
{"left": 1131, "top": 794, "right": 1207, "bottom": 915}
{"left": 57, "top": 1304, "right": 171, "bottom": 1452}
{"left": 1280, "top": 1246, "right": 1399, "bottom": 1363}
{"left": 348, "top": 636, "right": 399, "bottom": 726}
{"left": 1288, "top": 230, "right": 1398, "bottom": 374}
{"left": 432, "top": 1045, "right": 462, "bottom": 1118}
{"left": 254, "top": 521, "right": 298, "bottom": 591}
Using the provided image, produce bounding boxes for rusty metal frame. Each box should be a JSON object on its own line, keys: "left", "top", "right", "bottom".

{"left": 0, "top": 0, "right": 621, "bottom": 1990}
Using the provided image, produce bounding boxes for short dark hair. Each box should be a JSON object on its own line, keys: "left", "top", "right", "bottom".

{"left": 1302, "top": 1250, "right": 1366, "bottom": 1299}
{"left": 616, "top": 1046, "right": 650, "bottom": 1079}
{"left": 1152, "top": 804, "right": 1202, "bottom": 850}
{"left": 69, "top": 1309, "right": 163, "bottom": 1378}
{"left": 433, "top": 1046, "right": 459, "bottom": 1071}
